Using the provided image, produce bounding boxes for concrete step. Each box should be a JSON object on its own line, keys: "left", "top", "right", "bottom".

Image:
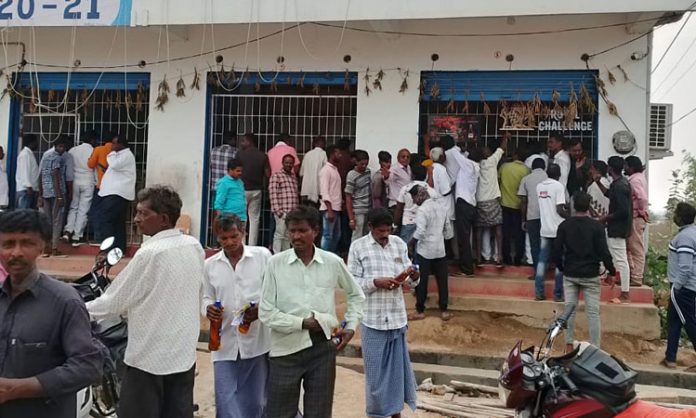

{"left": 336, "top": 357, "right": 696, "bottom": 405}
{"left": 441, "top": 273, "right": 654, "bottom": 304}
{"left": 401, "top": 293, "right": 660, "bottom": 340}
{"left": 339, "top": 345, "right": 696, "bottom": 390}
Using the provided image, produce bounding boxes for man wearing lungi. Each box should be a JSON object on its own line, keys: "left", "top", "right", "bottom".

{"left": 259, "top": 205, "right": 365, "bottom": 418}
{"left": 202, "top": 215, "right": 272, "bottom": 418}
{"left": 347, "top": 208, "right": 421, "bottom": 418}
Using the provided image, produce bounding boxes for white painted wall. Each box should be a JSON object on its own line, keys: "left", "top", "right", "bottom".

{"left": 132, "top": 0, "right": 692, "bottom": 26}
{"left": 0, "top": 14, "right": 652, "bottom": 240}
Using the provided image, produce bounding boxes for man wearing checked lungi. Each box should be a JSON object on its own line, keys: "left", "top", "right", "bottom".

{"left": 347, "top": 207, "right": 421, "bottom": 418}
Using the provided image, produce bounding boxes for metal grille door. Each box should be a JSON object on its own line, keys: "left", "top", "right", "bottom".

{"left": 205, "top": 93, "right": 358, "bottom": 246}
{"left": 13, "top": 85, "right": 150, "bottom": 244}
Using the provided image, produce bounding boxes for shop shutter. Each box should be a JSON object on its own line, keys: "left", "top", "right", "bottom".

{"left": 14, "top": 72, "right": 150, "bottom": 91}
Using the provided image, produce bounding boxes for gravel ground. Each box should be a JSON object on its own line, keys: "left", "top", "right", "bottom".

{"left": 193, "top": 351, "right": 442, "bottom": 418}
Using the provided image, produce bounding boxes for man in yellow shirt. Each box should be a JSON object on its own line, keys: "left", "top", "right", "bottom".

{"left": 87, "top": 135, "right": 113, "bottom": 242}
{"left": 499, "top": 148, "right": 530, "bottom": 265}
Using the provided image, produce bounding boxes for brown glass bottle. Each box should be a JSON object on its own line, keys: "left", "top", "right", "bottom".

{"left": 238, "top": 302, "right": 257, "bottom": 334}
{"left": 208, "top": 300, "right": 223, "bottom": 351}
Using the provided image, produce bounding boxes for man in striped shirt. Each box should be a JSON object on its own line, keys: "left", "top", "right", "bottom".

{"left": 345, "top": 150, "right": 372, "bottom": 242}
{"left": 663, "top": 202, "right": 696, "bottom": 370}
{"left": 269, "top": 155, "right": 299, "bottom": 253}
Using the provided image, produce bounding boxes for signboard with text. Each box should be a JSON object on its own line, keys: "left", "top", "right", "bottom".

{"left": 0, "top": 0, "right": 131, "bottom": 26}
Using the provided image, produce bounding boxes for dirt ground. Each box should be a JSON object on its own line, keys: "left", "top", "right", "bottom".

{"left": 391, "top": 310, "right": 696, "bottom": 367}
{"left": 193, "top": 351, "right": 443, "bottom": 418}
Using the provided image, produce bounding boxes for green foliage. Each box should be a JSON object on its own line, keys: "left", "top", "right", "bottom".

{"left": 666, "top": 150, "right": 696, "bottom": 217}
{"left": 645, "top": 247, "right": 670, "bottom": 338}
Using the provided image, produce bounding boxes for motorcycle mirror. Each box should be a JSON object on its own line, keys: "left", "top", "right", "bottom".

{"left": 106, "top": 248, "right": 123, "bottom": 266}
{"left": 100, "top": 237, "right": 116, "bottom": 251}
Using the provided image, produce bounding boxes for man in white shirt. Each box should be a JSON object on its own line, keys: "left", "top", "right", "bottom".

{"left": 63, "top": 131, "right": 97, "bottom": 246}
{"left": 203, "top": 215, "right": 272, "bottom": 418}
{"left": 451, "top": 145, "right": 481, "bottom": 276}
{"left": 15, "top": 134, "right": 40, "bottom": 209}
{"left": 534, "top": 164, "right": 569, "bottom": 302}
{"left": 87, "top": 186, "right": 204, "bottom": 418}
{"left": 474, "top": 135, "right": 508, "bottom": 267}
{"left": 548, "top": 133, "right": 571, "bottom": 188}
{"left": 394, "top": 165, "right": 436, "bottom": 244}
{"left": 299, "top": 136, "right": 327, "bottom": 206}
{"left": 408, "top": 185, "right": 454, "bottom": 321}
{"left": 97, "top": 135, "right": 136, "bottom": 251}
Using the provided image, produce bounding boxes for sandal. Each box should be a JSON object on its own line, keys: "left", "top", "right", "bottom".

{"left": 609, "top": 297, "right": 629, "bottom": 304}
{"left": 441, "top": 311, "right": 453, "bottom": 321}
{"left": 408, "top": 312, "right": 425, "bottom": 321}
{"left": 660, "top": 359, "right": 678, "bottom": 369}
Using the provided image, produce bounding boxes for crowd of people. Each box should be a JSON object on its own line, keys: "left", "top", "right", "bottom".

{"left": 14, "top": 131, "right": 136, "bottom": 255}
{"left": 3, "top": 127, "right": 691, "bottom": 418}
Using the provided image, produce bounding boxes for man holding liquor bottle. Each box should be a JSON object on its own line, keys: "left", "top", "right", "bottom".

{"left": 347, "top": 208, "right": 420, "bottom": 418}
{"left": 202, "top": 215, "right": 272, "bottom": 418}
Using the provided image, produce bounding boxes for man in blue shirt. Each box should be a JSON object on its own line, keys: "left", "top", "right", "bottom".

{"left": 662, "top": 202, "right": 696, "bottom": 370}
{"left": 214, "top": 158, "right": 247, "bottom": 225}
{"left": 38, "top": 137, "right": 69, "bottom": 256}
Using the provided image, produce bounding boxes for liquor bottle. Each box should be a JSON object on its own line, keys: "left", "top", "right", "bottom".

{"left": 238, "top": 302, "right": 257, "bottom": 334}
{"left": 332, "top": 320, "right": 348, "bottom": 345}
{"left": 395, "top": 264, "right": 419, "bottom": 283}
{"left": 208, "top": 300, "right": 223, "bottom": 352}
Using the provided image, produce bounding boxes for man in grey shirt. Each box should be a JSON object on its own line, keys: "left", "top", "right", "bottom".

{"left": 518, "top": 157, "right": 548, "bottom": 272}
{"left": 0, "top": 209, "right": 102, "bottom": 418}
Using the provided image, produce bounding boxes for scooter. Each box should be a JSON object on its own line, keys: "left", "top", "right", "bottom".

{"left": 499, "top": 304, "right": 696, "bottom": 417}
{"left": 72, "top": 237, "right": 126, "bottom": 418}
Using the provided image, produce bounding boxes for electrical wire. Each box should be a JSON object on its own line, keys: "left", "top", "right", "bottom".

{"left": 656, "top": 52, "right": 696, "bottom": 99}
{"left": 652, "top": 34, "right": 696, "bottom": 92}
{"left": 652, "top": 12, "right": 692, "bottom": 74}
{"left": 295, "top": 0, "right": 350, "bottom": 60}
{"left": 666, "top": 103, "right": 696, "bottom": 128}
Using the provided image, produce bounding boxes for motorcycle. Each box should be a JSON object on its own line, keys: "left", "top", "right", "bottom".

{"left": 499, "top": 304, "right": 696, "bottom": 417}
{"left": 72, "top": 237, "right": 126, "bottom": 418}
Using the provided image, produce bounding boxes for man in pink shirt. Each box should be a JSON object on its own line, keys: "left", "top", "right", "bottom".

{"left": 625, "top": 156, "right": 649, "bottom": 286}
{"left": 319, "top": 145, "right": 343, "bottom": 254}
{"left": 267, "top": 133, "right": 300, "bottom": 175}
{"left": 385, "top": 149, "right": 413, "bottom": 208}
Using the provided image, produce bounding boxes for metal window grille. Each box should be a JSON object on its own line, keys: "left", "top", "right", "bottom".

{"left": 15, "top": 87, "right": 150, "bottom": 244}
{"left": 205, "top": 92, "right": 358, "bottom": 247}
{"left": 418, "top": 99, "right": 598, "bottom": 159}
{"left": 649, "top": 103, "right": 672, "bottom": 149}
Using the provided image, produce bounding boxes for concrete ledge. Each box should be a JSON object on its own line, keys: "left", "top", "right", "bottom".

{"left": 403, "top": 293, "right": 661, "bottom": 340}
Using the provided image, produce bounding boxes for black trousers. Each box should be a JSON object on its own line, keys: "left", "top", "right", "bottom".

{"left": 665, "top": 286, "right": 696, "bottom": 362}
{"left": 118, "top": 365, "right": 195, "bottom": 418}
{"left": 99, "top": 195, "right": 129, "bottom": 251}
{"left": 267, "top": 336, "right": 337, "bottom": 418}
{"left": 455, "top": 198, "right": 476, "bottom": 274}
{"left": 415, "top": 256, "right": 449, "bottom": 313}
{"left": 502, "top": 207, "right": 525, "bottom": 265}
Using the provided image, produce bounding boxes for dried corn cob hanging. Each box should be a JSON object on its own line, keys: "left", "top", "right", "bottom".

{"left": 616, "top": 65, "right": 628, "bottom": 82}
{"left": 155, "top": 75, "right": 170, "bottom": 111}
{"left": 136, "top": 82, "right": 145, "bottom": 112}
{"left": 607, "top": 68, "right": 617, "bottom": 85}
{"left": 176, "top": 73, "right": 186, "bottom": 98}
{"left": 312, "top": 82, "right": 320, "bottom": 95}
{"left": 345, "top": 69, "right": 352, "bottom": 92}
{"left": 551, "top": 89, "right": 562, "bottom": 113}
{"left": 298, "top": 73, "right": 306, "bottom": 88}
{"left": 373, "top": 69, "right": 384, "bottom": 91}
{"left": 270, "top": 78, "right": 278, "bottom": 92}
{"left": 399, "top": 69, "right": 409, "bottom": 94}
{"left": 481, "top": 92, "right": 491, "bottom": 115}
{"left": 190, "top": 67, "right": 201, "bottom": 91}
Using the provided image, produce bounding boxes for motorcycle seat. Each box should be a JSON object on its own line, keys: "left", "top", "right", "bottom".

{"left": 620, "top": 400, "right": 696, "bottom": 417}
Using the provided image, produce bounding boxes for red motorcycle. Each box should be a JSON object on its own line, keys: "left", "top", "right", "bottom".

{"left": 499, "top": 304, "right": 696, "bottom": 417}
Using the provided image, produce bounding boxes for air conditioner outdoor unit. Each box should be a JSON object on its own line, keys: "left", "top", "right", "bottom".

{"left": 649, "top": 103, "right": 673, "bottom": 160}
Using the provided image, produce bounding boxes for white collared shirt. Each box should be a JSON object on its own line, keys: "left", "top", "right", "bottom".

{"left": 299, "top": 147, "right": 327, "bottom": 203}
{"left": 477, "top": 147, "right": 504, "bottom": 202}
{"left": 551, "top": 149, "right": 571, "bottom": 188}
{"left": 99, "top": 148, "right": 136, "bottom": 200}
{"left": 15, "top": 146, "right": 39, "bottom": 192}
{"left": 87, "top": 229, "right": 204, "bottom": 375}
{"left": 452, "top": 151, "right": 480, "bottom": 207}
{"left": 414, "top": 198, "right": 454, "bottom": 259}
{"left": 202, "top": 246, "right": 273, "bottom": 362}
{"left": 68, "top": 143, "right": 96, "bottom": 186}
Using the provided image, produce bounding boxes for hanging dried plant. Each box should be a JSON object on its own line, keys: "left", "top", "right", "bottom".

{"left": 480, "top": 92, "right": 491, "bottom": 115}
{"left": 446, "top": 98, "right": 455, "bottom": 113}
{"left": 225, "top": 68, "right": 237, "bottom": 86}
{"left": 616, "top": 65, "right": 629, "bottom": 82}
{"left": 569, "top": 83, "right": 578, "bottom": 106}
{"left": 363, "top": 67, "right": 371, "bottom": 85}
{"left": 217, "top": 64, "right": 226, "bottom": 87}
{"left": 155, "top": 75, "right": 170, "bottom": 111}
{"left": 364, "top": 85, "right": 371, "bottom": 96}
{"left": 532, "top": 92, "right": 542, "bottom": 114}
{"left": 136, "top": 82, "right": 145, "bottom": 112}
{"left": 595, "top": 76, "right": 608, "bottom": 97}
{"left": 80, "top": 89, "right": 89, "bottom": 109}
{"left": 430, "top": 83, "right": 440, "bottom": 99}
{"left": 47, "top": 90, "right": 56, "bottom": 102}
{"left": 270, "top": 78, "right": 278, "bottom": 92}
{"left": 287, "top": 75, "right": 293, "bottom": 86}
{"left": 373, "top": 69, "right": 384, "bottom": 91}
{"left": 176, "top": 74, "right": 186, "bottom": 98}
{"left": 105, "top": 91, "right": 113, "bottom": 109}
{"left": 28, "top": 86, "right": 38, "bottom": 113}
{"left": 418, "top": 80, "right": 426, "bottom": 102}
{"left": 312, "top": 82, "right": 320, "bottom": 95}
{"left": 607, "top": 100, "right": 619, "bottom": 116}
{"left": 207, "top": 65, "right": 216, "bottom": 86}
{"left": 551, "top": 89, "right": 562, "bottom": 112}
{"left": 114, "top": 90, "right": 122, "bottom": 108}
{"left": 344, "top": 70, "right": 352, "bottom": 92}
{"left": 541, "top": 104, "right": 551, "bottom": 118}
{"left": 376, "top": 69, "right": 385, "bottom": 81}
{"left": 399, "top": 70, "right": 409, "bottom": 94}
{"left": 298, "top": 73, "right": 306, "bottom": 88}
{"left": 190, "top": 67, "right": 201, "bottom": 90}
{"left": 579, "top": 83, "right": 596, "bottom": 114}
{"left": 607, "top": 69, "right": 617, "bottom": 85}
{"left": 125, "top": 92, "right": 134, "bottom": 109}
{"left": 565, "top": 101, "right": 578, "bottom": 127}
{"left": 526, "top": 103, "right": 537, "bottom": 128}
{"left": 461, "top": 90, "right": 470, "bottom": 113}
{"left": 254, "top": 80, "right": 261, "bottom": 92}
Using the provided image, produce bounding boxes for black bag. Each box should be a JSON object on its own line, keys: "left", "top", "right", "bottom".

{"left": 568, "top": 344, "right": 637, "bottom": 411}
